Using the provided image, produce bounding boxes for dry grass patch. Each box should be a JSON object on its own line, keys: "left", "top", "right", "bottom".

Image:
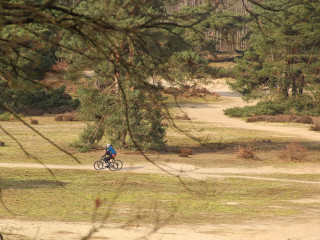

{"left": 164, "top": 85, "right": 220, "bottom": 99}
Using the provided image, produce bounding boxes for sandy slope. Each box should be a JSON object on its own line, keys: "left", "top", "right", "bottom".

{"left": 1, "top": 79, "right": 320, "bottom": 240}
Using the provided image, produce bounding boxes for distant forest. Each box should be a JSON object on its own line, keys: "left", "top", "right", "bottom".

{"left": 166, "top": 0, "right": 252, "bottom": 53}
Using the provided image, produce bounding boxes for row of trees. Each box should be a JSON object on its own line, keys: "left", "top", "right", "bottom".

{"left": 1, "top": 0, "right": 320, "bottom": 151}
{"left": 229, "top": 0, "right": 320, "bottom": 116}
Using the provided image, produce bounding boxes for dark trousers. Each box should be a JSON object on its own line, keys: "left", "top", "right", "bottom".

{"left": 104, "top": 151, "right": 114, "bottom": 162}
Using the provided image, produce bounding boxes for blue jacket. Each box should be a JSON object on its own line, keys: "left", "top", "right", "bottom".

{"left": 106, "top": 146, "right": 116, "bottom": 155}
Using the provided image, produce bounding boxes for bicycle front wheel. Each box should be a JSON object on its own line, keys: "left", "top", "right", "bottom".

{"left": 108, "top": 161, "right": 117, "bottom": 171}
{"left": 114, "top": 160, "right": 123, "bottom": 170}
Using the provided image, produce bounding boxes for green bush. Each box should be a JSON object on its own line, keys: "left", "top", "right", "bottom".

{"left": 68, "top": 124, "right": 105, "bottom": 152}
{"left": 80, "top": 124, "right": 105, "bottom": 144}
{"left": 16, "top": 86, "right": 80, "bottom": 110}
{"left": 69, "top": 141, "right": 93, "bottom": 153}
{"left": 0, "top": 112, "right": 11, "bottom": 121}
{"left": 224, "top": 98, "right": 320, "bottom": 118}
{"left": 1, "top": 80, "right": 80, "bottom": 115}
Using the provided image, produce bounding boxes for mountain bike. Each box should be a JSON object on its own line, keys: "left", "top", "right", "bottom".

{"left": 94, "top": 157, "right": 123, "bottom": 171}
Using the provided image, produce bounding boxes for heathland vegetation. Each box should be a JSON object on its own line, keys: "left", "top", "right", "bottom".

{"left": 1, "top": 1, "right": 320, "bottom": 239}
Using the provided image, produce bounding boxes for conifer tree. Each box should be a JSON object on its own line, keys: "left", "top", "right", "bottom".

{"left": 57, "top": 0, "right": 212, "bottom": 150}
{"left": 230, "top": 0, "right": 320, "bottom": 108}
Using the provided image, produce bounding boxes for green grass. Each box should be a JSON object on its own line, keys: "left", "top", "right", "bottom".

{"left": 1, "top": 116, "right": 319, "bottom": 169}
{"left": 1, "top": 168, "right": 318, "bottom": 224}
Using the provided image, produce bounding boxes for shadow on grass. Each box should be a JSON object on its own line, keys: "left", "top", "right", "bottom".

{"left": 0, "top": 179, "right": 67, "bottom": 190}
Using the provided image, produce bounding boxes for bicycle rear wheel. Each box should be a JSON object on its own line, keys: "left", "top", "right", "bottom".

{"left": 94, "top": 160, "right": 100, "bottom": 170}
{"left": 99, "top": 159, "right": 106, "bottom": 170}
{"left": 94, "top": 160, "right": 105, "bottom": 170}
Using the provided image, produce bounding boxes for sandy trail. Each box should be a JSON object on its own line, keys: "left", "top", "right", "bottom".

{"left": 1, "top": 162, "right": 320, "bottom": 185}
{"left": 179, "top": 79, "right": 320, "bottom": 142}
{"left": 1, "top": 79, "right": 320, "bottom": 240}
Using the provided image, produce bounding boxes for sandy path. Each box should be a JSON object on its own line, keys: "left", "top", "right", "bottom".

{"left": 179, "top": 79, "right": 320, "bottom": 142}
{"left": 1, "top": 162, "right": 320, "bottom": 184}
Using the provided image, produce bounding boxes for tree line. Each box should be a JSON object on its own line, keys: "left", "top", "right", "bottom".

{"left": 1, "top": 0, "right": 319, "bottom": 152}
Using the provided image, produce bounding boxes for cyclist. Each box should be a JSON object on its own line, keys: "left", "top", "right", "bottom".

{"left": 103, "top": 143, "right": 117, "bottom": 165}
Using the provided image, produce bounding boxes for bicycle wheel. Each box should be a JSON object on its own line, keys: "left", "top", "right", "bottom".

{"left": 99, "top": 160, "right": 107, "bottom": 169}
{"left": 94, "top": 160, "right": 105, "bottom": 170}
{"left": 94, "top": 160, "right": 101, "bottom": 170}
{"left": 114, "top": 160, "right": 123, "bottom": 170}
{"left": 108, "top": 161, "right": 117, "bottom": 171}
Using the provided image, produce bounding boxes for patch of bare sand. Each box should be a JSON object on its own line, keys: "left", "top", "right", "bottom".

{"left": 1, "top": 162, "right": 320, "bottom": 184}
{"left": 2, "top": 161, "right": 320, "bottom": 188}
{"left": 1, "top": 218, "right": 320, "bottom": 240}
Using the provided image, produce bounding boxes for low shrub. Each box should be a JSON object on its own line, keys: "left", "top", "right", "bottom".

{"left": 310, "top": 123, "right": 320, "bottom": 131}
{"left": 54, "top": 112, "right": 78, "bottom": 121}
{"left": 179, "top": 148, "right": 193, "bottom": 157}
{"left": 225, "top": 98, "right": 320, "bottom": 118}
{"left": 0, "top": 141, "right": 5, "bottom": 146}
{"left": 246, "top": 115, "right": 314, "bottom": 124}
{"left": 63, "top": 112, "right": 77, "bottom": 121}
{"left": 54, "top": 115, "right": 63, "bottom": 121}
{"left": 178, "top": 152, "right": 189, "bottom": 157}
{"left": 279, "top": 142, "right": 308, "bottom": 161}
{"left": 0, "top": 112, "right": 24, "bottom": 121}
{"left": 294, "top": 116, "right": 314, "bottom": 124}
{"left": 0, "top": 112, "right": 11, "bottom": 121}
{"left": 235, "top": 144, "right": 256, "bottom": 159}
{"left": 30, "top": 119, "right": 39, "bottom": 125}
{"left": 161, "top": 121, "right": 169, "bottom": 127}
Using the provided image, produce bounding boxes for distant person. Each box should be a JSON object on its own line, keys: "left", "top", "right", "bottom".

{"left": 103, "top": 143, "right": 117, "bottom": 164}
